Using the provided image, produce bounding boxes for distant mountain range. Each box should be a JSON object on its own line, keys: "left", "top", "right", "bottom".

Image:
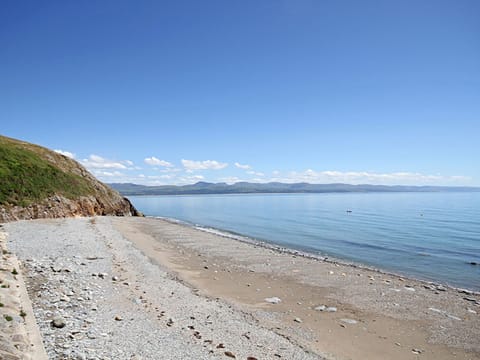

{"left": 109, "top": 182, "right": 480, "bottom": 196}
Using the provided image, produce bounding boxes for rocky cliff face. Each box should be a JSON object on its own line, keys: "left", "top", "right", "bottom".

{"left": 0, "top": 135, "right": 141, "bottom": 223}
{"left": 0, "top": 194, "right": 140, "bottom": 223}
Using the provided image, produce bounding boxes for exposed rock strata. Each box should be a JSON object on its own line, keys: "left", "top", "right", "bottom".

{"left": 0, "top": 194, "right": 140, "bottom": 223}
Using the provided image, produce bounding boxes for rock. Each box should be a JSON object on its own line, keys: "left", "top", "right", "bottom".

{"left": 111, "top": 276, "right": 119, "bottom": 282}
{"left": 52, "top": 316, "right": 66, "bottom": 328}
{"left": 314, "top": 305, "right": 326, "bottom": 311}
{"left": 224, "top": 351, "right": 236, "bottom": 358}
{"left": 293, "top": 317, "right": 302, "bottom": 323}
{"left": 412, "top": 348, "right": 423, "bottom": 354}
{"left": 114, "top": 315, "right": 123, "bottom": 321}
{"left": 264, "top": 297, "right": 281, "bottom": 304}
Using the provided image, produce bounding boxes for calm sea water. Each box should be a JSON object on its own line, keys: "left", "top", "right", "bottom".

{"left": 128, "top": 192, "right": 480, "bottom": 291}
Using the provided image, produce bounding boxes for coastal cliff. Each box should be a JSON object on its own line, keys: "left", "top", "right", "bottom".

{"left": 0, "top": 135, "right": 141, "bottom": 222}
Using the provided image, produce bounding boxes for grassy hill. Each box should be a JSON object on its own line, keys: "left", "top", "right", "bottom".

{"left": 0, "top": 136, "right": 98, "bottom": 206}
{"left": 0, "top": 135, "right": 139, "bottom": 221}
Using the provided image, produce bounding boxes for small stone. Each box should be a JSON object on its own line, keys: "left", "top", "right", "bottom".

{"left": 264, "top": 297, "right": 281, "bottom": 304}
{"left": 52, "top": 316, "right": 66, "bottom": 328}
{"left": 224, "top": 351, "right": 236, "bottom": 358}
{"left": 216, "top": 343, "right": 225, "bottom": 349}
{"left": 114, "top": 315, "right": 123, "bottom": 321}
{"left": 412, "top": 348, "right": 423, "bottom": 354}
{"left": 314, "top": 305, "right": 326, "bottom": 311}
{"left": 293, "top": 317, "right": 302, "bottom": 323}
{"left": 112, "top": 276, "right": 119, "bottom": 281}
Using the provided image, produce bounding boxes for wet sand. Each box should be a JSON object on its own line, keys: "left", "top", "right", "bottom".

{"left": 114, "top": 216, "right": 480, "bottom": 360}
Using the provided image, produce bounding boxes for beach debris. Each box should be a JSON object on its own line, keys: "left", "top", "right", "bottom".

{"left": 51, "top": 316, "right": 66, "bottom": 328}
{"left": 264, "top": 297, "right": 282, "bottom": 304}
{"left": 340, "top": 318, "right": 358, "bottom": 324}
{"left": 293, "top": 317, "right": 302, "bottom": 323}
{"left": 428, "top": 308, "right": 462, "bottom": 321}
{"left": 314, "top": 305, "right": 337, "bottom": 312}
{"left": 224, "top": 351, "right": 236, "bottom": 358}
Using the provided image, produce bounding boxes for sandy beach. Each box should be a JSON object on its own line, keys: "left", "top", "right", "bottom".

{"left": 3, "top": 216, "right": 480, "bottom": 359}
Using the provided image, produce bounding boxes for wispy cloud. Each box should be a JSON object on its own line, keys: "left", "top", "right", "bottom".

{"left": 81, "top": 155, "right": 133, "bottom": 170}
{"left": 181, "top": 159, "right": 228, "bottom": 171}
{"left": 247, "top": 170, "right": 265, "bottom": 177}
{"left": 234, "top": 162, "right": 251, "bottom": 170}
{"left": 269, "top": 169, "right": 471, "bottom": 185}
{"left": 54, "top": 149, "right": 75, "bottom": 159}
{"left": 144, "top": 156, "right": 173, "bottom": 167}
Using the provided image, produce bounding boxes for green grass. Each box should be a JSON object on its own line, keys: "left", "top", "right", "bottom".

{"left": 0, "top": 135, "right": 97, "bottom": 206}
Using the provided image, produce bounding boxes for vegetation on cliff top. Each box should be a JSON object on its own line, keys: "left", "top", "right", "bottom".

{"left": 0, "top": 135, "right": 98, "bottom": 207}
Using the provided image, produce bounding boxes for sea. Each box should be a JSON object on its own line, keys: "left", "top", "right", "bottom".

{"left": 128, "top": 192, "right": 480, "bottom": 291}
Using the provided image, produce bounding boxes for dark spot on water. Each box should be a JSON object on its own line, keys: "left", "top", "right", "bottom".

{"left": 469, "top": 262, "right": 478, "bottom": 266}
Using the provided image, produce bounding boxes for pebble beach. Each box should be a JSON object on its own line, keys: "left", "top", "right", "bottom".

{"left": 2, "top": 216, "right": 480, "bottom": 359}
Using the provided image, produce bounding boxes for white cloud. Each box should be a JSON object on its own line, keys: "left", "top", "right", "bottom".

{"left": 234, "top": 162, "right": 251, "bottom": 170}
{"left": 144, "top": 156, "right": 173, "bottom": 167}
{"left": 247, "top": 170, "right": 265, "bottom": 177}
{"left": 268, "top": 169, "right": 471, "bottom": 185}
{"left": 81, "top": 155, "right": 133, "bottom": 170}
{"left": 93, "top": 170, "right": 125, "bottom": 177}
{"left": 54, "top": 149, "right": 75, "bottom": 159}
{"left": 219, "top": 176, "right": 242, "bottom": 184}
{"left": 181, "top": 159, "right": 228, "bottom": 171}
{"left": 178, "top": 175, "right": 205, "bottom": 184}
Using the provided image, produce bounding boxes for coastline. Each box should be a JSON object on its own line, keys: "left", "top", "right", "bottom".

{"left": 4, "top": 216, "right": 480, "bottom": 359}
{"left": 152, "top": 215, "right": 480, "bottom": 295}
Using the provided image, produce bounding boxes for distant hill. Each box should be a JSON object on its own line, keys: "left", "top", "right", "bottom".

{"left": 109, "top": 181, "right": 480, "bottom": 196}
{"left": 0, "top": 135, "right": 140, "bottom": 222}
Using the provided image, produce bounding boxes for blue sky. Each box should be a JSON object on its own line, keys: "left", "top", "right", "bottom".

{"left": 1, "top": 1, "right": 479, "bottom": 186}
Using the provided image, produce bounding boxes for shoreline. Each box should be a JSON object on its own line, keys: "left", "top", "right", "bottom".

{"left": 4, "top": 216, "right": 480, "bottom": 359}
{"left": 152, "top": 215, "right": 480, "bottom": 295}
{"left": 116, "top": 216, "right": 480, "bottom": 359}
